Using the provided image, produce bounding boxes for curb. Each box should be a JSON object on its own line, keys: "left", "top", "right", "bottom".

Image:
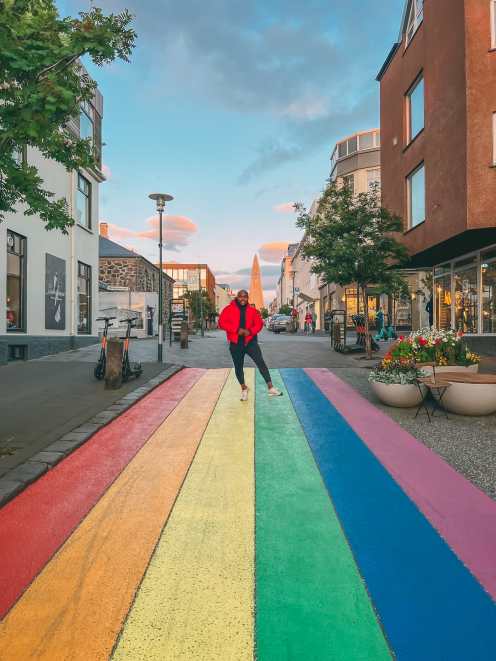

{"left": 0, "top": 365, "right": 184, "bottom": 508}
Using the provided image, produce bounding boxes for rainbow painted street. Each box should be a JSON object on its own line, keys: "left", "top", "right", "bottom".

{"left": 1, "top": 368, "right": 496, "bottom": 660}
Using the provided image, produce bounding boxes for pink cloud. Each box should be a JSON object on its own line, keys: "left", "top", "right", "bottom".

{"left": 102, "top": 164, "right": 112, "bottom": 180}
{"left": 106, "top": 215, "right": 197, "bottom": 252}
{"left": 259, "top": 241, "right": 289, "bottom": 264}
{"left": 273, "top": 202, "right": 296, "bottom": 214}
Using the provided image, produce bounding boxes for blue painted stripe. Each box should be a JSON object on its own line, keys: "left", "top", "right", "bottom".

{"left": 281, "top": 368, "right": 496, "bottom": 661}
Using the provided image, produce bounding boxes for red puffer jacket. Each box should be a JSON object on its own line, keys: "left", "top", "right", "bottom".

{"left": 218, "top": 301, "right": 264, "bottom": 345}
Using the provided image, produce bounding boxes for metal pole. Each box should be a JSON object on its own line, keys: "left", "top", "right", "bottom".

{"left": 158, "top": 208, "right": 163, "bottom": 362}
{"left": 199, "top": 267, "right": 204, "bottom": 337}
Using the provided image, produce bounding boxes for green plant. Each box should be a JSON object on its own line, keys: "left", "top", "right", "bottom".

{"left": 278, "top": 304, "right": 292, "bottom": 315}
{"left": 260, "top": 307, "right": 269, "bottom": 319}
{"left": 296, "top": 182, "right": 408, "bottom": 358}
{"left": 0, "top": 0, "right": 136, "bottom": 231}
{"left": 368, "top": 360, "right": 424, "bottom": 385}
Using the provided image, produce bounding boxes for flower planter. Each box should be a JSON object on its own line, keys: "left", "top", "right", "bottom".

{"left": 423, "top": 364, "right": 479, "bottom": 375}
{"left": 442, "top": 383, "right": 496, "bottom": 416}
{"left": 371, "top": 381, "right": 426, "bottom": 408}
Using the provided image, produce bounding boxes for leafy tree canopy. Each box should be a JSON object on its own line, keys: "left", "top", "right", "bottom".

{"left": 260, "top": 307, "right": 269, "bottom": 319}
{"left": 278, "top": 304, "right": 292, "bottom": 315}
{"left": 296, "top": 182, "right": 409, "bottom": 355}
{"left": 185, "top": 289, "right": 215, "bottom": 324}
{"left": 0, "top": 0, "right": 136, "bottom": 231}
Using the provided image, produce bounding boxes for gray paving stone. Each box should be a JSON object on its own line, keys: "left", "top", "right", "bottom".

{"left": 45, "top": 439, "right": 86, "bottom": 454}
{"left": 72, "top": 423, "right": 101, "bottom": 434}
{"left": 0, "top": 480, "right": 24, "bottom": 507}
{"left": 90, "top": 411, "right": 119, "bottom": 424}
{"left": 60, "top": 431, "right": 93, "bottom": 443}
{"left": 29, "top": 451, "right": 65, "bottom": 466}
{"left": 7, "top": 462, "right": 48, "bottom": 484}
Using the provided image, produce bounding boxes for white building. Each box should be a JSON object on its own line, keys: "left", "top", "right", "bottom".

{"left": 215, "top": 283, "right": 235, "bottom": 314}
{"left": 1, "top": 88, "right": 104, "bottom": 364}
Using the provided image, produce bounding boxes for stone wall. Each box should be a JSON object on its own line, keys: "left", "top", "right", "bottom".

{"left": 99, "top": 257, "right": 173, "bottom": 323}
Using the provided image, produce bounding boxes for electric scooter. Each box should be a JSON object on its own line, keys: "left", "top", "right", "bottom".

{"left": 121, "top": 317, "right": 143, "bottom": 382}
{"left": 94, "top": 316, "right": 116, "bottom": 380}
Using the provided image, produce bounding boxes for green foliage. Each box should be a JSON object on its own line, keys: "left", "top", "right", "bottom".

{"left": 278, "top": 304, "right": 292, "bottom": 315}
{"left": 296, "top": 182, "right": 409, "bottom": 356}
{"left": 0, "top": 0, "right": 136, "bottom": 231}
{"left": 260, "top": 307, "right": 269, "bottom": 319}
{"left": 296, "top": 183, "right": 408, "bottom": 294}
{"left": 185, "top": 290, "right": 215, "bottom": 327}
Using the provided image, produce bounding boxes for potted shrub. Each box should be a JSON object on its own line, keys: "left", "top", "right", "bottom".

{"left": 368, "top": 359, "right": 427, "bottom": 408}
{"left": 388, "top": 329, "right": 480, "bottom": 373}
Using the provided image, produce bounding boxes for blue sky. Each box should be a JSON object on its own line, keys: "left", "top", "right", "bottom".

{"left": 59, "top": 0, "right": 404, "bottom": 300}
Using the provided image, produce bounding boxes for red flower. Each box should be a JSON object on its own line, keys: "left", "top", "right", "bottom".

{"left": 418, "top": 337, "right": 428, "bottom": 346}
{"left": 399, "top": 336, "right": 404, "bottom": 341}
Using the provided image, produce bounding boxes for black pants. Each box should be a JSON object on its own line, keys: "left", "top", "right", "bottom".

{"left": 229, "top": 340, "right": 271, "bottom": 386}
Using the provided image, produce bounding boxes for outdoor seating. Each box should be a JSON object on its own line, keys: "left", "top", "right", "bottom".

{"left": 414, "top": 362, "right": 451, "bottom": 422}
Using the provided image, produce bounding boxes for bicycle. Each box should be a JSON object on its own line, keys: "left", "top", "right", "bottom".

{"left": 94, "top": 316, "right": 116, "bottom": 380}
{"left": 121, "top": 317, "right": 143, "bottom": 382}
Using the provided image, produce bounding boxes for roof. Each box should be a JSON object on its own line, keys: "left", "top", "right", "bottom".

{"left": 376, "top": 0, "right": 414, "bottom": 81}
{"left": 99, "top": 236, "right": 138, "bottom": 258}
{"left": 99, "top": 236, "right": 174, "bottom": 282}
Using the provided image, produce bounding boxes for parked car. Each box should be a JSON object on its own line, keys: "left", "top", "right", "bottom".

{"left": 270, "top": 315, "right": 291, "bottom": 333}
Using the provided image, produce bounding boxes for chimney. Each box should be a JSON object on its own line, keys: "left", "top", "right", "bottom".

{"left": 99, "top": 222, "right": 109, "bottom": 238}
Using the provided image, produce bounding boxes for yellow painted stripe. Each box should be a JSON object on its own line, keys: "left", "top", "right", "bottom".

{"left": 112, "top": 369, "right": 255, "bottom": 661}
{"left": 0, "top": 370, "right": 228, "bottom": 661}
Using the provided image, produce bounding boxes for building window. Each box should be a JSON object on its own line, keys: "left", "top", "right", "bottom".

{"left": 405, "top": 0, "right": 424, "bottom": 46}
{"left": 493, "top": 112, "right": 496, "bottom": 165}
{"left": 491, "top": 0, "right": 496, "bottom": 49}
{"left": 78, "top": 262, "right": 91, "bottom": 334}
{"left": 358, "top": 132, "right": 374, "bottom": 150}
{"left": 407, "top": 163, "right": 425, "bottom": 228}
{"left": 6, "top": 230, "right": 26, "bottom": 332}
{"left": 482, "top": 258, "right": 496, "bottom": 333}
{"left": 367, "top": 168, "right": 381, "bottom": 190}
{"left": 342, "top": 174, "right": 355, "bottom": 195}
{"left": 435, "top": 273, "right": 452, "bottom": 330}
{"left": 76, "top": 173, "right": 91, "bottom": 229}
{"left": 80, "top": 101, "right": 94, "bottom": 148}
{"left": 406, "top": 75, "right": 424, "bottom": 142}
{"left": 12, "top": 145, "right": 27, "bottom": 167}
{"left": 453, "top": 257, "right": 479, "bottom": 334}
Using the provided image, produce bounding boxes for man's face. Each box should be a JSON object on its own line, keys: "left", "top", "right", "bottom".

{"left": 237, "top": 291, "right": 249, "bottom": 306}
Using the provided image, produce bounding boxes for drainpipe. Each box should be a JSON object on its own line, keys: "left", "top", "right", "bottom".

{"left": 69, "top": 170, "right": 77, "bottom": 344}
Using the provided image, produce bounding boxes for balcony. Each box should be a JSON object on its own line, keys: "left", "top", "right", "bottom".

{"left": 331, "top": 130, "right": 380, "bottom": 173}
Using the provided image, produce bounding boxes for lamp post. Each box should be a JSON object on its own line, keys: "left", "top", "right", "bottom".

{"left": 198, "top": 266, "right": 204, "bottom": 337}
{"left": 149, "top": 192, "right": 174, "bottom": 363}
{"left": 290, "top": 269, "right": 297, "bottom": 332}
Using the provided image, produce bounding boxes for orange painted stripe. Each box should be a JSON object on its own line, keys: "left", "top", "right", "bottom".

{"left": 0, "top": 369, "right": 228, "bottom": 661}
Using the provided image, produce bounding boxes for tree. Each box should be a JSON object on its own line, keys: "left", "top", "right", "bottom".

{"left": 278, "top": 304, "right": 292, "bottom": 315}
{"left": 260, "top": 307, "right": 269, "bottom": 319}
{"left": 296, "top": 182, "right": 409, "bottom": 357}
{"left": 0, "top": 0, "right": 136, "bottom": 232}
{"left": 185, "top": 290, "right": 215, "bottom": 330}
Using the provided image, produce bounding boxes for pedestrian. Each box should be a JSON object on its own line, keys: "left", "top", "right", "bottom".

{"left": 311, "top": 310, "right": 317, "bottom": 334}
{"left": 218, "top": 290, "right": 283, "bottom": 401}
{"left": 304, "top": 310, "right": 313, "bottom": 335}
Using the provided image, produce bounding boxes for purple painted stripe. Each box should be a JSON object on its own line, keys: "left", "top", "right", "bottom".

{"left": 306, "top": 368, "right": 496, "bottom": 601}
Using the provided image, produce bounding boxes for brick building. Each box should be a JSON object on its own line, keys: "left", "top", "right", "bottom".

{"left": 378, "top": 0, "right": 496, "bottom": 349}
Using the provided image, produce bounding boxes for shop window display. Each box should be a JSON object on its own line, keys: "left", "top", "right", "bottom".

{"left": 6, "top": 230, "right": 26, "bottom": 332}
{"left": 453, "top": 262, "right": 478, "bottom": 334}
{"left": 482, "top": 260, "right": 496, "bottom": 333}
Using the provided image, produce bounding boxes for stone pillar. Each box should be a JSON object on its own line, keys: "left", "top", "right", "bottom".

{"left": 180, "top": 321, "right": 189, "bottom": 349}
{"left": 105, "top": 338, "right": 123, "bottom": 389}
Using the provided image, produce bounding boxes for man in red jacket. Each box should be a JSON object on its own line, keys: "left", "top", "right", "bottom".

{"left": 218, "top": 290, "right": 283, "bottom": 401}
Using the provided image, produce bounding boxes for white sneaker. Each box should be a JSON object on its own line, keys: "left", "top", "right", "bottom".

{"left": 240, "top": 388, "right": 249, "bottom": 401}
{"left": 268, "top": 387, "right": 283, "bottom": 397}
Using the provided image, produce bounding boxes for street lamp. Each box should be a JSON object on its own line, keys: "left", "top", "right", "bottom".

{"left": 149, "top": 192, "right": 174, "bottom": 363}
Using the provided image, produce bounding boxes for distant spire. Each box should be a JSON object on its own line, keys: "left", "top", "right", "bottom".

{"left": 248, "top": 254, "right": 264, "bottom": 310}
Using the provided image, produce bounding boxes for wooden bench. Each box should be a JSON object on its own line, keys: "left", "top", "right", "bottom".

{"left": 430, "top": 372, "right": 496, "bottom": 384}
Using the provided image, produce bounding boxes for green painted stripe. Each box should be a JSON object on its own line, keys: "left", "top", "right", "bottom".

{"left": 255, "top": 370, "right": 391, "bottom": 661}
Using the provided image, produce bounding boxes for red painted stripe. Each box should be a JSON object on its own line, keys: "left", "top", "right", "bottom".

{"left": 306, "top": 368, "right": 496, "bottom": 601}
{"left": 0, "top": 368, "right": 204, "bottom": 619}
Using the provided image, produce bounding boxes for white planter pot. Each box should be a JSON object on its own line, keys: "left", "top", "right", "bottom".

{"left": 371, "top": 381, "right": 426, "bottom": 408}
{"left": 422, "top": 364, "right": 479, "bottom": 374}
{"left": 441, "top": 383, "right": 496, "bottom": 416}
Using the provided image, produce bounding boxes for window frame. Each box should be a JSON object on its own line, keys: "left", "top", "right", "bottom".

{"left": 342, "top": 174, "right": 355, "bottom": 195}
{"left": 6, "top": 230, "right": 27, "bottom": 333}
{"left": 405, "top": 0, "right": 424, "bottom": 47}
{"left": 367, "top": 168, "right": 381, "bottom": 191}
{"left": 406, "top": 73, "right": 424, "bottom": 144}
{"left": 406, "top": 162, "right": 426, "bottom": 229}
{"left": 76, "top": 172, "right": 92, "bottom": 229}
{"left": 77, "top": 261, "right": 92, "bottom": 335}
{"left": 491, "top": 0, "right": 496, "bottom": 49}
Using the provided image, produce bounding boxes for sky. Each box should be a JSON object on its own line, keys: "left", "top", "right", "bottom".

{"left": 59, "top": 0, "right": 404, "bottom": 302}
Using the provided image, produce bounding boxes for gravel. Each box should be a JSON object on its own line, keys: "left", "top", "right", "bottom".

{"left": 331, "top": 367, "right": 496, "bottom": 501}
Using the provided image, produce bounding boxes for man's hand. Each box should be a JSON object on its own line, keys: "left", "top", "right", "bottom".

{"left": 238, "top": 328, "right": 250, "bottom": 337}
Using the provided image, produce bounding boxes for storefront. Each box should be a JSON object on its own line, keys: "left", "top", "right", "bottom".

{"left": 433, "top": 245, "right": 496, "bottom": 336}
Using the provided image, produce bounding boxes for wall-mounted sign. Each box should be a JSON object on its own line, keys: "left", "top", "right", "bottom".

{"left": 45, "top": 253, "right": 66, "bottom": 330}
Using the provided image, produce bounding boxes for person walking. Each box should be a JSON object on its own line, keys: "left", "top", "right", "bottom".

{"left": 218, "top": 290, "right": 283, "bottom": 401}
{"left": 304, "top": 310, "right": 313, "bottom": 335}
